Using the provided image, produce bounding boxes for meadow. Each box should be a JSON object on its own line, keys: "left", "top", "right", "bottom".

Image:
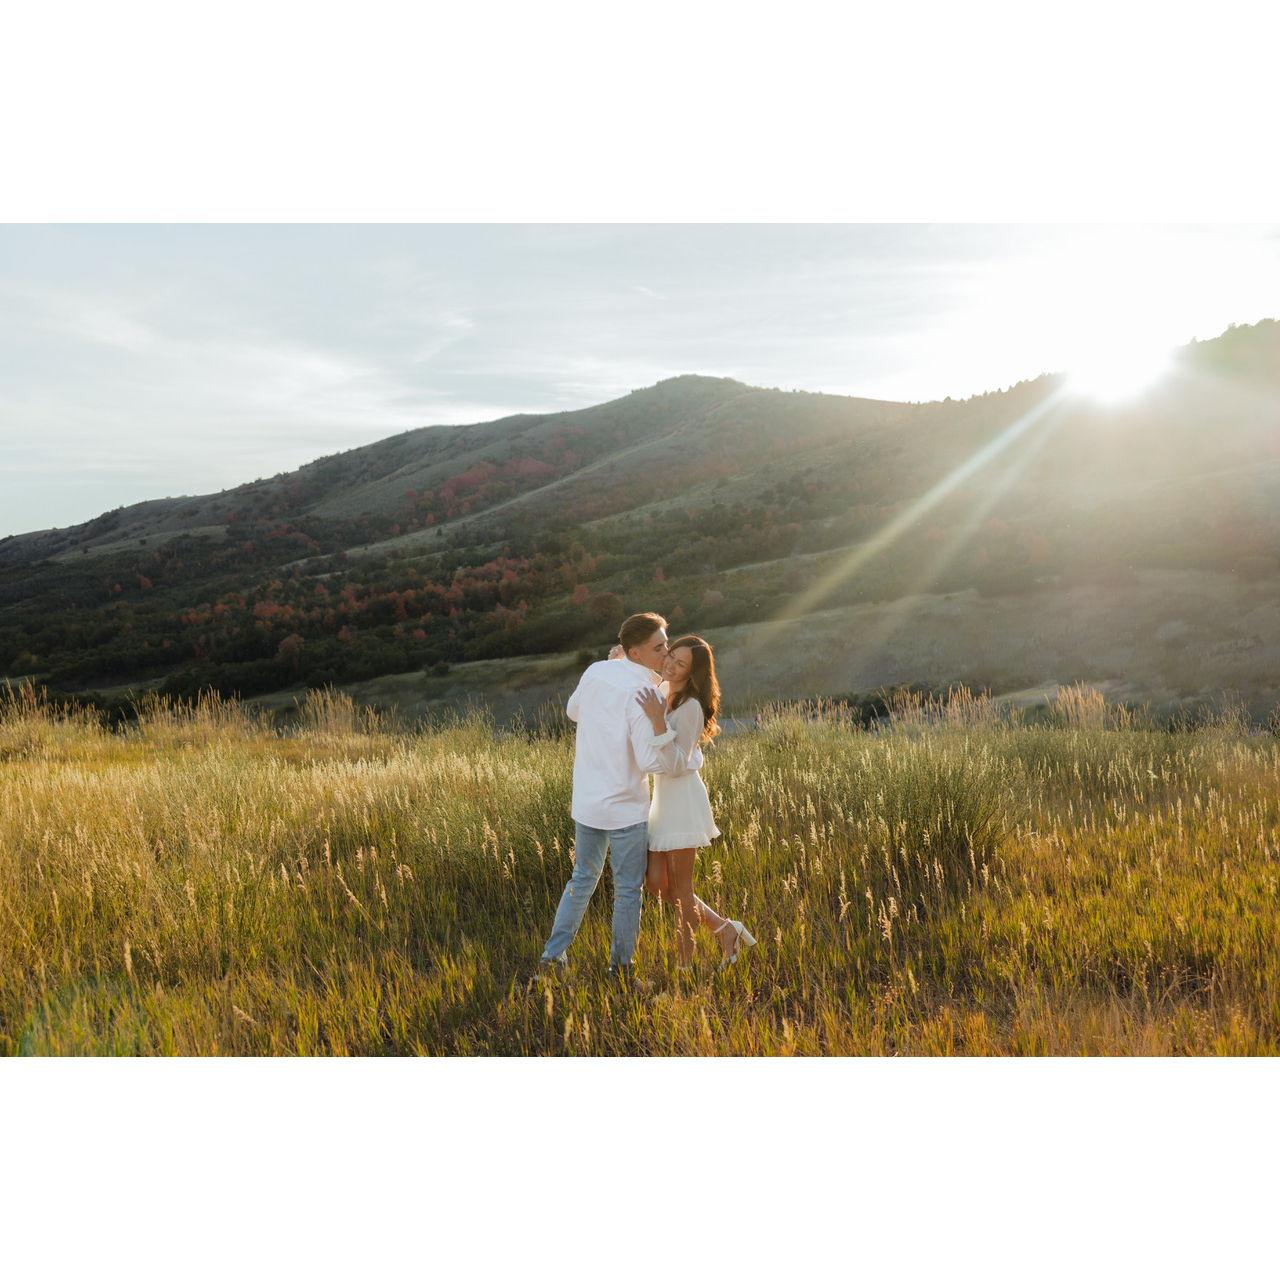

{"left": 1, "top": 681, "right": 1278, "bottom": 1055}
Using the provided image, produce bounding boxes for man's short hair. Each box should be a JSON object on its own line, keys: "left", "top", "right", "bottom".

{"left": 618, "top": 612, "right": 667, "bottom": 654}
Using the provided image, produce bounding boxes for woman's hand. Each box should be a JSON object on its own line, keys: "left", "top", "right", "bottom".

{"left": 608, "top": 644, "right": 624, "bottom": 660}
{"left": 635, "top": 686, "right": 669, "bottom": 733}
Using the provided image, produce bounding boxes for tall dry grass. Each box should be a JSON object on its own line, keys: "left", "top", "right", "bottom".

{"left": 2, "top": 682, "right": 1279, "bottom": 1055}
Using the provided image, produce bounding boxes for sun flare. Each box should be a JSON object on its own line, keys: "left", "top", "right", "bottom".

{"left": 1064, "top": 341, "right": 1173, "bottom": 403}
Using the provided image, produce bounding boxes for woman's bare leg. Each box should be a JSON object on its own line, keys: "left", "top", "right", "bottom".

{"left": 648, "top": 848, "right": 736, "bottom": 960}
{"left": 691, "top": 893, "right": 727, "bottom": 941}
{"left": 666, "top": 848, "right": 699, "bottom": 967}
{"left": 645, "top": 849, "right": 670, "bottom": 900}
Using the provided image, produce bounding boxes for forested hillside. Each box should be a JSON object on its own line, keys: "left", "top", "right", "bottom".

{"left": 1, "top": 320, "right": 1277, "bottom": 719}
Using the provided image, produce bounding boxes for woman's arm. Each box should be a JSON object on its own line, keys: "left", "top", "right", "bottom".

{"left": 632, "top": 687, "right": 704, "bottom": 776}
{"left": 630, "top": 687, "right": 678, "bottom": 772}
{"left": 656, "top": 700, "right": 705, "bottom": 777}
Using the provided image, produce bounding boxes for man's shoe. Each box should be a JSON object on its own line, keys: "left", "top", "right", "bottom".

{"left": 607, "top": 963, "right": 651, "bottom": 994}
{"left": 535, "top": 956, "right": 568, "bottom": 981}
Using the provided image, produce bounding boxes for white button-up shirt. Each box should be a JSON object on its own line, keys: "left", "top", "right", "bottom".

{"left": 566, "top": 657, "right": 704, "bottom": 829}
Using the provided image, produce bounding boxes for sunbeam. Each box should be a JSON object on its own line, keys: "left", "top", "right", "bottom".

{"left": 1065, "top": 342, "right": 1172, "bottom": 403}
{"left": 743, "top": 384, "right": 1071, "bottom": 652}
{"left": 833, "top": 395, "right": 1074, "bottom": 666}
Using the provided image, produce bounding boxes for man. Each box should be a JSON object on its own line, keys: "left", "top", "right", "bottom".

{"left": 537, "top": 611, "right": 703, "bottom": 980}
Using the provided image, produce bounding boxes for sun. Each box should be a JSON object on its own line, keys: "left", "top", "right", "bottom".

{"left": 1064, "top": 340, "right": 1173, "bottom": 403}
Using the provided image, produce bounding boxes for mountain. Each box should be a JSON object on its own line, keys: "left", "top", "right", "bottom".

{"left": 2, "top": 319, "right": 1279, "bottom": 721}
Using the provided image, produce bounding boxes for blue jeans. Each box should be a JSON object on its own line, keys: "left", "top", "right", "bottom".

{"left": 540, "top": 820, "right": 649, "bottom": 967}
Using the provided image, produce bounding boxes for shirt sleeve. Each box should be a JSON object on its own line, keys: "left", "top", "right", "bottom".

{"left": 660, "top": 701, "right": 705, "bottom": 777}
{"left": 566, "top": 670, "right": 588, "bottom": 722}
{"left": 625, "top": 694, "right": 680, "bottom": 773}
{"left": 630, "top": 696, "right": 702, "bottom": 776}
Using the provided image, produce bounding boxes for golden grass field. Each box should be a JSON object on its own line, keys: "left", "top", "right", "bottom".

{"left": 2, "top": 681, "right": 1278, "bottom": 1055}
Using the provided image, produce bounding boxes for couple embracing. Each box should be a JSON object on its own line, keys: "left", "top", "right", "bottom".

{"left": 537, "top": 611, "right": 756, "bottom": 981}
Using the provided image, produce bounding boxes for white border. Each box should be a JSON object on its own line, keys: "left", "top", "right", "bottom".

{"left": 4, "top": 2, "right": 1277, "bottom": 220}
{"left": 3, "top": 1, "right": 1278, "bottom": 1271}
{"left": 4, "top": 1058, "right": 1278, "bottom": 1275}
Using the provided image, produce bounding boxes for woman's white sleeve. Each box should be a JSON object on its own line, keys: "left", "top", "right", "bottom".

{"left": 656, "top": 702, "right": 704, "bottom": 777}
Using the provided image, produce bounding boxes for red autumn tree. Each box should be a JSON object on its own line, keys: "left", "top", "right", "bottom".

{"left": 588, "top": 592, "right": 624, "bottom": 625}
{"left": 277, "top": 633, "right": 305, "bottom": 672}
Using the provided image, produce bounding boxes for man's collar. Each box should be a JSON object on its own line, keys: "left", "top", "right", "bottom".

{"left": 623, "top": 656, "right": 661, "bottom": 683}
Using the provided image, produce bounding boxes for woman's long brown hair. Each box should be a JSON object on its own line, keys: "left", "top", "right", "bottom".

{"left": 667, "top": 634, "right": 720, "bottom": 744}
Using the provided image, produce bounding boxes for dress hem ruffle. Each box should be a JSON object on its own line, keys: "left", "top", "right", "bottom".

{"left": 647, "top": 826, "right": 722, "bottom": 851}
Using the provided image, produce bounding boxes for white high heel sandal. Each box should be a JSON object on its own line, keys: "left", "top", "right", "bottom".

{"left": 716, "top": 920, "right": 757, "bottom": 968}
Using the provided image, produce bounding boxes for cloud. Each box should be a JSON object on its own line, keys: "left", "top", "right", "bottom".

{"left": 7, "top": 284, "right": 160, "bottom": 352}
{"left": 2, "top": 223, "right": 1278, "bottom": 537}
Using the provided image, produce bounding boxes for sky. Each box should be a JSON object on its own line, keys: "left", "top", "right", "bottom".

{"left": 2, "top": 223, "right": 1277, "bottom": 539}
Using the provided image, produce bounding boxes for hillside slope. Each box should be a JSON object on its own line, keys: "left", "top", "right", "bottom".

{"left": 0, "top": 375, "right": 752, "bottom": 566}
{"left": 2, "top": 320, "right": 1278, "bottom": 716}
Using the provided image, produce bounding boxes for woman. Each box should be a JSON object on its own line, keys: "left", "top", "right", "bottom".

{"left": 622, "top": 635, "right": 756, "bottom": 970}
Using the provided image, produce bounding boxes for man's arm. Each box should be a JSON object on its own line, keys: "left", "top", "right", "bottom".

{"left": 566, "top": 670, "right": 590, "bottom": 722}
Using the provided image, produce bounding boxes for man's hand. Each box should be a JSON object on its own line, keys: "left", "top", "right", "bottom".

{"left": 608, "top": 644, "right": 624, "bottom": 660}
{"left": 635, "top": 685, "right": 669, "bottom": 733}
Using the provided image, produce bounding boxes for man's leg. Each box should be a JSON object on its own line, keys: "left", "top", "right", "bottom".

{"left": 607, "top": 820, "right": 649, "bottom": 968}
{"left": 540, "top": 822, "right": 609, "bottom": 963}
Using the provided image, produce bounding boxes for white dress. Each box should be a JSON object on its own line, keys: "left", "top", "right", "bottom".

{"left": 648, "top": 695, "right": 722, "bottom": 851}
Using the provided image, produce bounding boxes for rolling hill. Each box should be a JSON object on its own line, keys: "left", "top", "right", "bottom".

{"left": 2, "top": 319, "right": 1278, "bottom": 723}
